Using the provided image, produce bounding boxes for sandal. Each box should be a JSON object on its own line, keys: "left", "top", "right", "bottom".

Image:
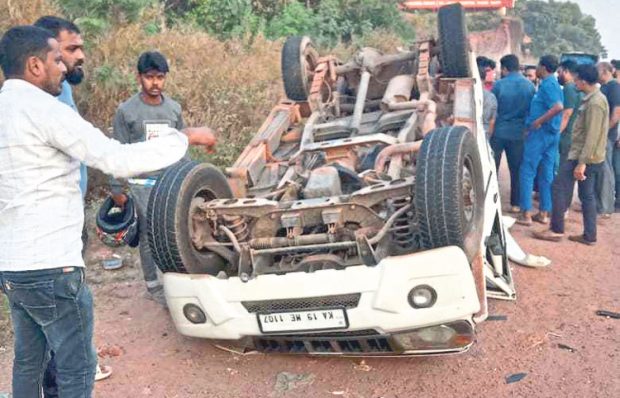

{"left": 532, "top": 230, "right": 563, "bottom": 242}
{"left": 95, "top": 364, "right": 112, "bottom": 382}
{"left": 515, "top": 215, "right": 532, "bottom": 226}
{"left": 532, "top": 213, "right": 549, "bottom": 224}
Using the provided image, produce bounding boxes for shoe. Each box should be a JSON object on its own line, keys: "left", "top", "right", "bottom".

{"left": 532, "top": 212, "right": 549, "bottom": 224}
{"left": 564, "top": 210, "right": 569, "bottom": 220}
{"left": 516, "top": 213, "right": 532, "bottom": 226}
{"left": 509, "top": 206, "right": 521, "bottom": 214}
{"left": 532, "top": 230, "right": 563, "bottom": 242}
{"left": 568, "top": 235, "right": 596, "bottom": 246}
{"left": 600, "top": 213, "right": 612, "bottom": 219}
{"left": 95, "top": 364, "right": 112, "bottom": 381}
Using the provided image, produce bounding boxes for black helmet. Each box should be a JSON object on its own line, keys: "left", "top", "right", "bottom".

{"left": 95, "top": 196, "right": 139, "bottom": 248}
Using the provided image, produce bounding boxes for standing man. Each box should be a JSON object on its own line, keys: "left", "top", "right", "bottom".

{"left": 477, "top": 57, "right": 497, "bottom": 137}
{"left": 534, "top": 64, "right": 609, "bottom": 245}
{"left": 558, "top": 60, "right": 583, "bottom": 165}
{"left": 524, "top": 65, "right": 539, "bottom": 88}
{"left": 34, "top": 16, "right": 88, "bottom": 197}
{"left": 33, "top": 16, "right": 108, "bottom": 397}
{"left": 491, "top": 54, "right": 536, "bottom": 213}
{"left": 108, "top": 51, "right": 210, "bottom": 304}
{"left": 595, "top": 62, "right": 620, "bottom": 216}
{"left": 556, "top": 60, "right": 583, "bottom": 212}
{"left": 0, "top": 26, "right": 215, "bottom": 397}
{"left": 517, "top": 55, "right": 564, "bottom": 225}
{"left": 476, "top": 56, "right": 497, "bottom": 91}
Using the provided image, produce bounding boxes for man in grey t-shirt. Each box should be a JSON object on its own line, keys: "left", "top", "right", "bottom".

{"left": 477, "top": 59, "right": 497, "bottom": 137}
{"left": 110, "top": 51, "right": 215, "bottom": 303}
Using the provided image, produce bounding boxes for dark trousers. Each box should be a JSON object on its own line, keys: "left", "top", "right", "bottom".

{"left": 0, "top": 267, "right": 97, "bottom": 398}
{"left": 43, "top": 225, "right": 89, "bottom": 398}
{"left": 594, "top": 140, "right": 616, "bottom": 214}
{"left": 490, "top": 136, "right": 524, "bottom": 207}
{"left": 129, "top": 183, "right": 160, "bottom": 288}
{"left": 551, "top": 160, "right": 603, "bottom": 242}
{"left": 609, "top": 141, "right": 620, "bottom": 208}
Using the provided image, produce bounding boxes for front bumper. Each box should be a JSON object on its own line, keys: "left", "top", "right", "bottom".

{"left": 164, "top": 246, "right": 480, "bottom": 355}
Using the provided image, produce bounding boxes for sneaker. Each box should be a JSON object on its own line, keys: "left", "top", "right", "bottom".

{"left": 509, "top": 206, "right": 521, "bottom": 214}
{"left": 568, "top": 235, "right": 596, "bottom": 246}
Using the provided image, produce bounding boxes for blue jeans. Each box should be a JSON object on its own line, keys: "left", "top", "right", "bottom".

{"left": 519, "top": 131, "right": 559, "bottom": 212}
{"left": 490, "top": 136, "right": 524, "bottom": 207}
{"left": 551, "top": 160, "right": 603, "bottom": 242}
{"left": 0, "top": 267, "right": 97, "bottom": 398}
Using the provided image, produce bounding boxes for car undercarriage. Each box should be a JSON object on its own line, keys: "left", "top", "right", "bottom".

{"left": 147, "top": 3, "right": 516, "bottom": 355}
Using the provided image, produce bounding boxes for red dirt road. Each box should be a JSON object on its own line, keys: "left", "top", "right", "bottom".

{"left": 1, "top": 171, "right": 619, "bottom": 397}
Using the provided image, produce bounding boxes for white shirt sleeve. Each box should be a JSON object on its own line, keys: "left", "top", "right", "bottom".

{"left": 42, "top": 100, "right": 189, "bottom": 178}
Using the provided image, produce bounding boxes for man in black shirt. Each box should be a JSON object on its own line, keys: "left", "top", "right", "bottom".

{"left": 596, "top": 62, "right": 620, "bottom": 214}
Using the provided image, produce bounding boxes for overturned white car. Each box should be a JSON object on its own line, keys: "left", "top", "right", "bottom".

{"left": 148, "top": 4, "right": 516, "bottom": 355}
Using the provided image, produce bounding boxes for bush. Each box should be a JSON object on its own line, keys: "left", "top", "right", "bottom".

{"left": 188, "top": 0, "right": 262, "bottom": 40}
{"left": 58, "top": 0, "right": 154, "bottom": 22}
{"left": 265, "top": 1, "right": 315, "bottom": 39}
{"left": 189, "top": 0, "right": 414, "bottom": 47}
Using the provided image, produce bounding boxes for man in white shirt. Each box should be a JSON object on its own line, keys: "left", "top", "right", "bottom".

{"left": 0, "top": 26, "right": 214, "bottom": 397}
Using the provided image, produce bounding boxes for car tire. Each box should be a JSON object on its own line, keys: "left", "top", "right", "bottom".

{"left": 147, "top": 160, "right": 233, "bottom": 274}
{"left": 281, "top": 36, "right": 319, "bottom": 101}
{"left": 415, "top": 126, "right": 484, "bottom": 262}
{"left": 438, "top": 3, "right": 472, "bottom": 78}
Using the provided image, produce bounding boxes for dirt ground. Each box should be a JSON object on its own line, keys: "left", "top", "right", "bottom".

{"left": 1, "top": 166, "right": 619, "bottom": 398}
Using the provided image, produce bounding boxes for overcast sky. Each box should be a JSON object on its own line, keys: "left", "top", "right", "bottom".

{"left": 563, "top": 0, "right": 617, "bottom": 59}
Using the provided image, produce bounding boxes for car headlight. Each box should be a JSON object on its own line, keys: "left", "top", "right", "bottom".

{"left": 393, "top": 321, "right": 474, "bottom": 352}
{"left": 408, "top": 284, "right": 437, "bottom": 309}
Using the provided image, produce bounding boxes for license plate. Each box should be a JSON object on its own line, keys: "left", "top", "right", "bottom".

{"left": 257, "top": 308, "right": 349, "bottom": 333}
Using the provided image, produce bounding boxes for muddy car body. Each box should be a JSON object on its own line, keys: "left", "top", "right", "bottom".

{"left": 148, "top": 4, "right": 515, "bottom": 355}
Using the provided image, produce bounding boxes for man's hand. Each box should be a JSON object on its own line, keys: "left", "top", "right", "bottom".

{"left": 183, "top": 126, "right": 217, "bottom": 153}
{"left": 573, "top": 163, "right": 587, "bottom": 181}
{"left": 530, "top": 119, "right": 543, "bottom": 131}
{"left": 111, "top": 193, "right": 128, "bottom": 208}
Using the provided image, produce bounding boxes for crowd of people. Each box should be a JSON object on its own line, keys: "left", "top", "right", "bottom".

{"left": 476, "top": 53, "right": 620, "bottom": 245}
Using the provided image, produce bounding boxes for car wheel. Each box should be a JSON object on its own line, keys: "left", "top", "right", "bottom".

{"left": 281, "top": 36, "right": 319, "bottom": 101}
{"left": 438, "top": 3, "right": 472, "bottom": 78}
{"left": 415, "top": 126, "right": 484, "bottom": 262}
{"left": 147, "top": 160, "right": 233, "bottom": 274}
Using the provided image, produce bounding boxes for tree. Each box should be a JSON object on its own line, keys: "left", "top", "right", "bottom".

{"left": 466, "top": 0, "right": 606, "bottom": 58}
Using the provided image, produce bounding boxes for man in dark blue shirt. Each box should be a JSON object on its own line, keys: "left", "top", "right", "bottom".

{"left": 491, "top": 54, "right": 536, "bottom": 212}
{"left": 517, "top": 55, "right": 564, "bottom": 225}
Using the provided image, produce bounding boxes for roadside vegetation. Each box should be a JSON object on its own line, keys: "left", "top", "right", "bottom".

{"left": 0, "top": 0, "right": 606, "bottom": 167}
